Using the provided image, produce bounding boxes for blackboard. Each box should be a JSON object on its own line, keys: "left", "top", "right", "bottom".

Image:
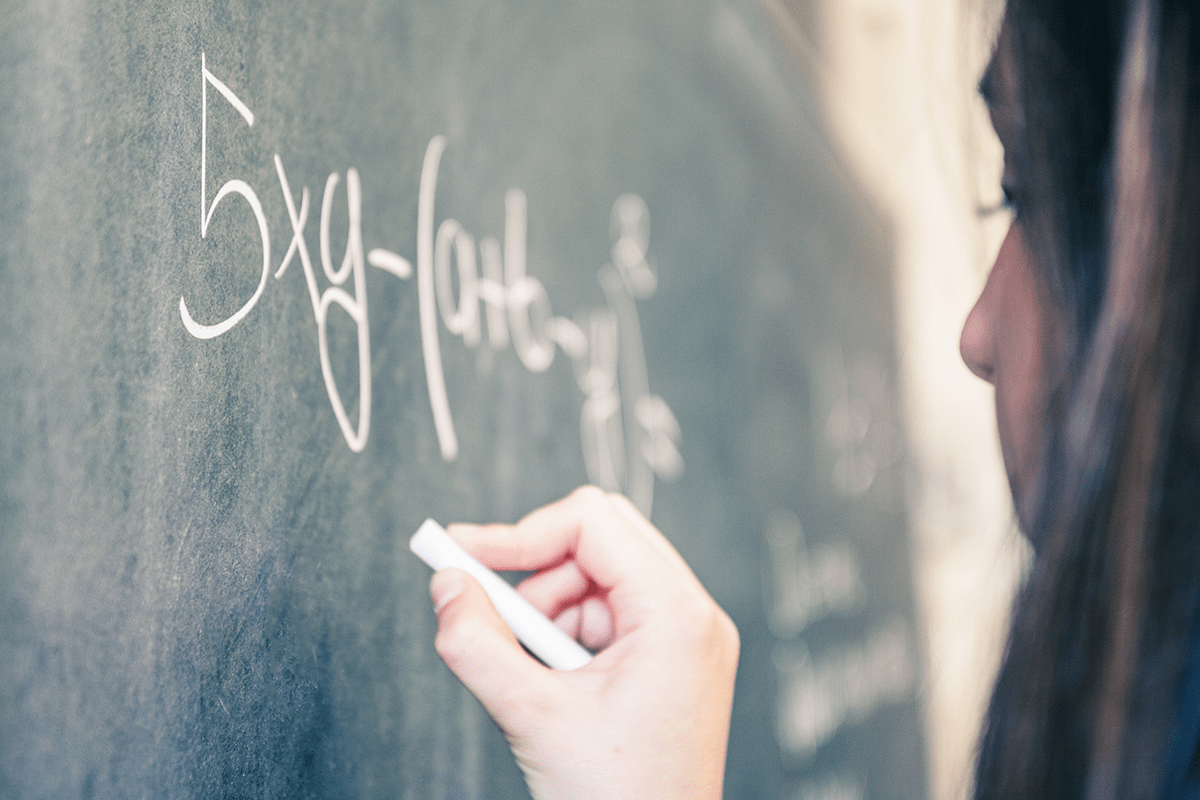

{"left": 0, "top": 1, "right": 927, "bottom": 797}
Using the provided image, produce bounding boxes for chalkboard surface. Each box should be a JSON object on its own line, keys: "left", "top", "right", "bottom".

{"left": 0, "top": 1, "right": 926, "bottom": 797}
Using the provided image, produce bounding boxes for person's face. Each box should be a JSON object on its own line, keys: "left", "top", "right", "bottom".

{"left": 960, "top": 22, "right": 1059, "bottom": 526}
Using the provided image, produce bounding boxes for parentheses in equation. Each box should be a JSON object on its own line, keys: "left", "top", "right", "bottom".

{"left": 416, "top": 135, "right": 459, "bottom": 461}
{"left": 182, "top": 53, "right": 271, "bottom": 340}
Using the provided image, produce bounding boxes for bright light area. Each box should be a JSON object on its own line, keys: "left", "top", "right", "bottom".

{"left": 764, "top": 0, "right": 1032, "bottom": 798}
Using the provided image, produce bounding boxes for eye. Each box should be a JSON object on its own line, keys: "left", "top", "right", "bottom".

{"left": 1000, "top": 184, "right": 1023, "bottom": 216}
{"left": 978, "top": 183, "right": 1024, "bottom": 220}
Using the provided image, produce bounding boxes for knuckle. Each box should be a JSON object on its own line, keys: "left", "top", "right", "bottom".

{"left": 569, "top": 484, "right": 608, "bottom": 509}
{"left": 434, "top": 613, "right": 483, "bottom": 665}
{"left": 572, "top": 484, "right": 605, "bottom": 499}
{"left": 674, "top": 597, "right": 718, "bottom": 640}
{"left": 717, "top": 609, "right": 741, "bottom": 664}
{"left": 673, "top": 595, "right": 740, "bottom": 663}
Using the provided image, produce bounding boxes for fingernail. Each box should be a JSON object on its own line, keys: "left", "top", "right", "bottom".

{"left": 430, "top": 570, "right": 464, "bottom": 613}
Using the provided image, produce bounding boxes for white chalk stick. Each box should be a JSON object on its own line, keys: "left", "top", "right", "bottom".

{"left": 410, "top": 518, "right": 593, "bottom": 671}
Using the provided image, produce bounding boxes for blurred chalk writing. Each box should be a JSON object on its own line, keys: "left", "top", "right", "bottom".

{"left": 763, "top": 510, "right": 916, "bottom": 785}
{"left": 815, "top": 349, "right": 901, "bottom": 500}
{"left": 773, "top": 617, "right": 915, "bottom": 758}
{"left": 763, "top": 510, "right": 865, "bottom": 637}
{"left": 792, "top": 774, "right": 866, "bottom": 800}
{"left": 182, "top": 54, "right": 682, "bottom": 514}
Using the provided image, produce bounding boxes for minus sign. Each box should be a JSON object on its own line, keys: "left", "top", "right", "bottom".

{"left": 368, "top": 248, "right": 413, "bottom": 279}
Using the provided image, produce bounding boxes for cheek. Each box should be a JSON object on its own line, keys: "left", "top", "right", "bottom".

{"left": 988, "top": 227, "right": 1050, "bottom": 505}
{"left": 992, "top": 337, "right": 1042, "bottom": 500}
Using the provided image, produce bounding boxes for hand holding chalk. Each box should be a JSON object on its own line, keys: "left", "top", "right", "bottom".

{"left": 410, "top": 519, "right": 592, "bottom": 670}
{"left": 424, "top": 487, "right": 739, "bottom": 800}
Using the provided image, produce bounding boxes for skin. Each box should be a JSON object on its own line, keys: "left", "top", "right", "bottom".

{"left": 960, "top": 19, "right": 1058, "bottom": 525}
{"left": 429, "top": 18, "right": 1054, "bottom": 800}
{"left": 429, "top": 486, "right": 739, "bottom": 800}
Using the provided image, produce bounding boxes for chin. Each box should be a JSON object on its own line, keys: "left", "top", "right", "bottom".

{"left": 1003, "top": 452, "right": 1040, "bottom": 552}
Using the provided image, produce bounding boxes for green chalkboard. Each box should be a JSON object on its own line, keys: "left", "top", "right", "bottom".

{"left": 0, "top": 1, "right": 926, "bottom": 797}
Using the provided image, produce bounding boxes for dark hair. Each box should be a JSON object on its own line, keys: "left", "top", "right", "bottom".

{"left": 974, "top": 1, "right": 1200, "bottom": 799}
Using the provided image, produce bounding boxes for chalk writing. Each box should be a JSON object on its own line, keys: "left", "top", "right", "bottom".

{"left": 272, "top": 156, "right": 372, "bottom": 452}
{"left": 762, "top": 510, "right": 865, "bottom": 638}
{"left": 762, "top": 508, "right": 911, "bottom": 767}
{"left": 814, "top": 349, "right": 900, "bottom": 499}
{"left": 792, "top": 775, "right": 864, "bottom": 800}
{"left": 773, "top": 617, "right": 915, "bottom": 759}
{"left": 180, "top": 55, "right": 681, "bottom": 513}
{"left": 182, "top": 53, "right": 269, "bottom": 341}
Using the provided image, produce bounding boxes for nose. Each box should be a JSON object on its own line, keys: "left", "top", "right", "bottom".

{"left": 960, "top": 267, "right": 996, "bottom": 383}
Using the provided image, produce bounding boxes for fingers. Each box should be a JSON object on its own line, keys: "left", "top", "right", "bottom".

{"left": 515, "top": 560, "right": 616, "bottom": 650}
{"left": 430, "top": 569, "right": 559, "bottom": 731}
{"left": 448, "top": 486, "right": 676, "bottom": 591}
{"left": 551, "top": 596, "right": 616, "bottom": 651}
{"left": 515, "top": 559, "right": 591, "bottom": 617}
{"left": 430, "top": 490, "right": 741, "bottom": 800}
{"left": 577, "top": 596, "right": 616, "bottom": 650}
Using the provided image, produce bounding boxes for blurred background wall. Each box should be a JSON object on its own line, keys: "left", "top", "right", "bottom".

{"left": 765, "top": 1, "right": 1030, "bottom": 798}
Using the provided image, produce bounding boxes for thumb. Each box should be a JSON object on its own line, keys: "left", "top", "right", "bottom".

{"left": 430, "top": 569, "right": 559, "bottom": 729}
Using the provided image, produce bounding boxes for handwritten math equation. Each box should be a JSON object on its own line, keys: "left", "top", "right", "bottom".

{"left": 184, "top": 55, "right": 683, "bottom": 514}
